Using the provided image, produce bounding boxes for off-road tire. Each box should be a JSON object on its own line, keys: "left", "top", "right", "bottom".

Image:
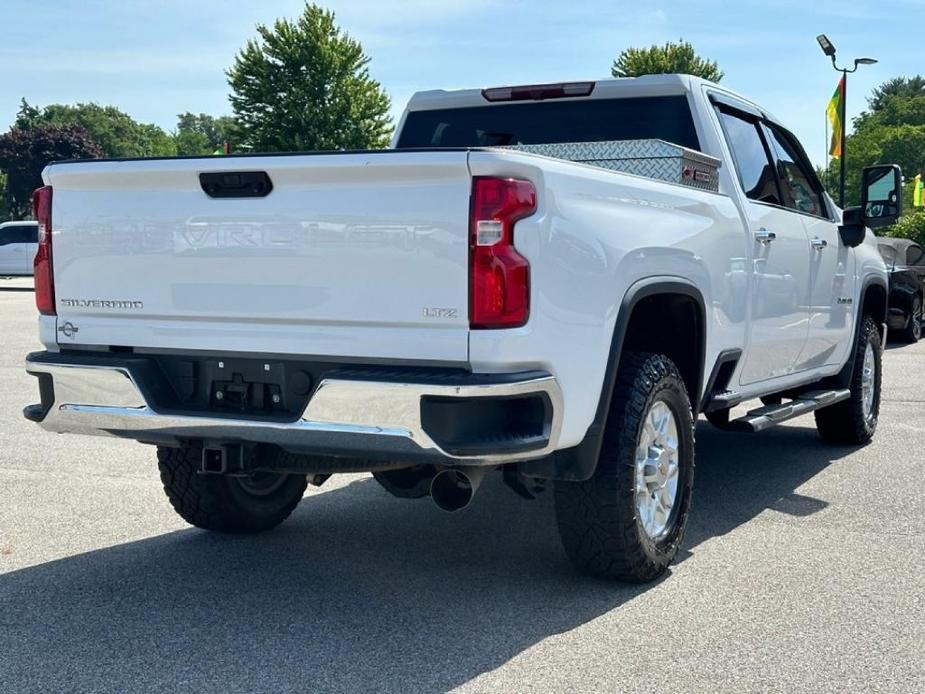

{"left": 554, "top": 353, "right": 695, "bottom": 583}
{"left": 814, "top": 316, "right": 882, "bottom": 445}
{"left": 901, "top": 296, "right": 921, "bottom": 343}
{"left": 157, "top": 446, "right": 307, "bottom": 533}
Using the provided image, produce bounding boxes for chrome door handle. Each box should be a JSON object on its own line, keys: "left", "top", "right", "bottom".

{"left": 811, "top": 238, "right": 828, "bottom": 251}
{"left": 755, "top": 228, "right": 776, "bottom": 244}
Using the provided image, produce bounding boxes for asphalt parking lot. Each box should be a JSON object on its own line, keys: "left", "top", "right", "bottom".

{"left": 0, "top": 275, "right": 923, "bottom": 694}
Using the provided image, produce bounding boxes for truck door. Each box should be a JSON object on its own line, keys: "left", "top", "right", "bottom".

{"left": 761, "top": 122, "right": 854, "bottom": 370}
{"left": 714, "top": 105, "right": 811, "bottom": 384}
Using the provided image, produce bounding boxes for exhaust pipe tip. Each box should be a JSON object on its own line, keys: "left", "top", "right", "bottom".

{"left": 430, "top": 468, "right": 481, "bottom": 512}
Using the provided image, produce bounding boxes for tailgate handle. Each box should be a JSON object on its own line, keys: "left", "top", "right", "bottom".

{"left": 200, "top": 171, "right": 273, "bottom": 198}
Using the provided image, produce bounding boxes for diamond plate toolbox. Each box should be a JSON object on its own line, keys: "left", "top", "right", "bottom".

{"left": 499, "top": 139, "right": 721, "bottom": 192}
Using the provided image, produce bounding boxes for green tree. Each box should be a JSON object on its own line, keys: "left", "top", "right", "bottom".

{"left": 0, "top": 124, "right": 103, "bottom": 218}
{"left": 0, "top": 171, "right": 9, "bottom": 220}
{"left": 882, "top": 211, "right": 925, "bottom": 246}
{"left": 15, "top": 101, "right": 176, "bottom": 158}
{"left": 227, "top": 3, "right": 392, "bottom": 152}
{"left": 825, "top": 79, "right": 925, "bottom": 208}
{"left": 612, "top": 40, "right": 723, "bottom": 82}
{"left": 174, "top": 113, "right": 241, "bottom": 155}
{"left": 868, "top": 76, "right": 925, "bottom": 112}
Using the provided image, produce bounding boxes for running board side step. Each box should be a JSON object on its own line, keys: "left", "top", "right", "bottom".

{"left": 726, "top": 389, "right": 851, "bottom": 433}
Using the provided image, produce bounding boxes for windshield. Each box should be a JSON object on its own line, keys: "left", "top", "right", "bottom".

{"left": 878, "top": 244, "right": 896, "bottom": 268}
{"left": 395, "top": 95, "right": 700, "bottom": 150}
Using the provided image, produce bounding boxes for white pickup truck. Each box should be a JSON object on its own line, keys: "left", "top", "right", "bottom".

{"left": 24, "top": 75, "right": 901, "bottom": 583}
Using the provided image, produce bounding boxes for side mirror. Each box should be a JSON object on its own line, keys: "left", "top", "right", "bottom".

{"left": 839, "top": 206, "right": 867, "bottom": 247}
{"left": 861, "top": 164, "right": 903, "bottom": 229}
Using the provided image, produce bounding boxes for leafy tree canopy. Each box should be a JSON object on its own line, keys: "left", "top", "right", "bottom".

{"left": 226, "top": 3, "right": 392, "bottom": 152}
{"left": 14, "top": 99, "right": 176, "bottom": 158}
{"left": 612, "top": 40, "right": 723, "bottom": 82}
{"left": 868, "top": 76, "right": 925, "bottom": 113}
{"left": 0, "top": 124, "right": 103, "bottom": 218}
{"left": 0, "top": 171, "right": 9, "bottom": 221}
{"left": 826, "top": 78, "right": 925, "bottom": 209}
{"left": 174, "top": 112, "right": 241, "bottom": 155}
{"left": 883, "top": 210, "right": 925, "bottom": 246}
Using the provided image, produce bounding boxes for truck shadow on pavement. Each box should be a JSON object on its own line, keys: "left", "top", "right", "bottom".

{"left": 0, "top": 422, "right": 854, "bottom": 693}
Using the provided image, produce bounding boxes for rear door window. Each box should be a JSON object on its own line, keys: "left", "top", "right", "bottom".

{"left": 716, "top": 110, "right": 781, "bottom": 205}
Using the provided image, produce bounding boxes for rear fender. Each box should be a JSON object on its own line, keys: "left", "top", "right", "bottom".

{"left": 520, "top": 277, "right": 705, "bottom": 481}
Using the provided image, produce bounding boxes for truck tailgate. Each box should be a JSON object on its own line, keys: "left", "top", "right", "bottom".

{"left": 44, "top": 151, "right": 472, "bottom": 362}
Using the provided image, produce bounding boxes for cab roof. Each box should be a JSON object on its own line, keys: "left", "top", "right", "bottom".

{"left": 405, "top": 74, "right": 762, "bottom": 113}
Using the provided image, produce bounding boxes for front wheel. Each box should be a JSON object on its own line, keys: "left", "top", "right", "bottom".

{"left": 157, "top": 446, "right": 308, "bottom": 533}
{"left": 814, "top": 316, "right": 882, "bottom": 444}
{"left": 554, "top": 353, "right": 695, "bottom": 583}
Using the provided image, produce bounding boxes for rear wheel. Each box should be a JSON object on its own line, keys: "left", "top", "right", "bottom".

{"left": 554, "top": 353, "right": 695, "bottom": 583}
{"left": 814, "top": 316, "right": 882, "bottom": 445}
{"left": 157, "top": 446, "right": 308, "bottom": 533}
{"left": 901, "top": 296, "right": 922, "bottom": 343}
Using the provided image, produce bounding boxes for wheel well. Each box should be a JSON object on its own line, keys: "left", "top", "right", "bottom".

{"left": 861, "top": 282, "right": 887, "bottom": 325}
{"left": 621, "top": 293, "right": 704, "bottom": 404}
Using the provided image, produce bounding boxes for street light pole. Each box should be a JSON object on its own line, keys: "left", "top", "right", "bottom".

{"left": 839, "top": 67, "right": 847, "bottom": 208}
{"left": 816, "top": 35, "right": 877, "bottom": 209}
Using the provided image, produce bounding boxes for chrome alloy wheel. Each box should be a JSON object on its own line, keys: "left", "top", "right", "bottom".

{"left": 913, "top": 300, "right": 922, "bottom": 341}
{"left": 635, "top": 400, "right": 680, "bottom": 540}
{"left": 861, "top": 342, "right": 876, "bottom": 422}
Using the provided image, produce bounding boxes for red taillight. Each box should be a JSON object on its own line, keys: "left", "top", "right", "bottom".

{"left": 469, "top": 177, "right": 536, "bottom": 329}
{"left": 32, "top": 186, "right": 55, "bottom": 315}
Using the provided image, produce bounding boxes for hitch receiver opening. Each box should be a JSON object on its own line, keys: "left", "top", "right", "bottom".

{"left": 200, "top": 445, "right": 246, "bottom": 475}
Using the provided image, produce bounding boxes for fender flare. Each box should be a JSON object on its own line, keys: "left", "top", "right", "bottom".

{"left": 833, "top": 274, "right": 888, "bottom": 388}
{"left": 520, "top": 276, "right": 706, "bottom": 482}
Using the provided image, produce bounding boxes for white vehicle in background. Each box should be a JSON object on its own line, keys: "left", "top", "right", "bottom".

{"left": 23, "top": 75, "right": 899, "bottom": 583}
{"left": 0, "top": 221, "right": 38, "bottom": 276}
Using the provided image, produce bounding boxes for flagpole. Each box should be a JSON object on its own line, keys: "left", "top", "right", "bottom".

{"left": 824, "top": 111, "right": 829, "bottom": 192}
{"left": 839, "top": 74, "right": 847, "bottom": 208}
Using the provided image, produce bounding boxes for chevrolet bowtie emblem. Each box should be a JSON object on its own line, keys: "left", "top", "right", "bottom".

{"left": 58, "top": 322, "right": 79, "bottom": 338}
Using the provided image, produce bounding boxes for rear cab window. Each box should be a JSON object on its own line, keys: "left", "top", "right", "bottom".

{"left": 395, "top": 96, "right": 700, "bottom": 150}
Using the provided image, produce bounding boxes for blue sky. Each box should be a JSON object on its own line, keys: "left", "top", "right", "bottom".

{"left": 2, "top": 0, "right": 922, "bottom": 165}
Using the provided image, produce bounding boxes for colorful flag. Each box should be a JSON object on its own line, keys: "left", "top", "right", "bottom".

{"left": 826, "top": 76, "right": 845, "bottom": 159}
{"left": 914, "top": 174, "right": 923, "bottom": 207}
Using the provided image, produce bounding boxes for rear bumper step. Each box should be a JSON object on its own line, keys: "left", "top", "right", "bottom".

{"left": 727, "top": 389, "right": 851, "bottom": 433}
{"left": 24, "top": 352, "right": 562, "bottom": 464}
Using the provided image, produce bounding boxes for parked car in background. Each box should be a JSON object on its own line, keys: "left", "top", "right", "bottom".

{"left": 0, "top": 221, "right": 38, "bottom": 276}
{"left": 877, "top": 237, "right": 925, "bottom": 342}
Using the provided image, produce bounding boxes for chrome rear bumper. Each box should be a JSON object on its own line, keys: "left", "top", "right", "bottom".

{"left": 25, "top": 353, "right": 562, "bottom": 464}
